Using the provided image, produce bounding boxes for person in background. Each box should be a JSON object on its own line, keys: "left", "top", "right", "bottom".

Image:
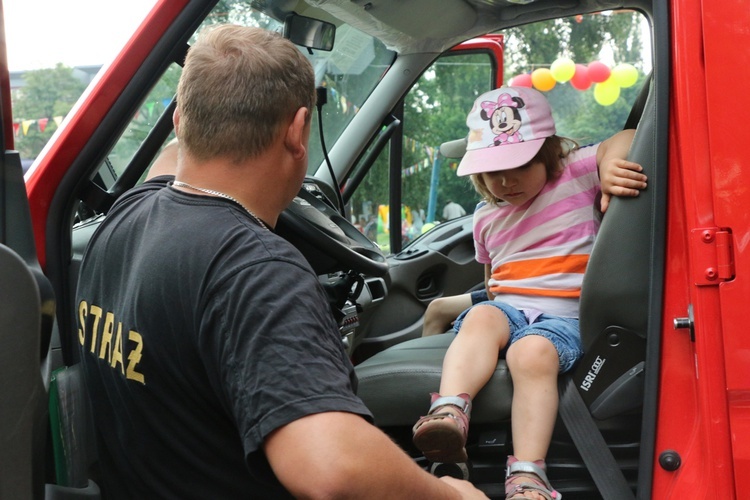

{"left": 443, "top": 199, "right": 467, "bottom": 220}
{"left": 77, "top": 25, "right": 486, "bottom": 500}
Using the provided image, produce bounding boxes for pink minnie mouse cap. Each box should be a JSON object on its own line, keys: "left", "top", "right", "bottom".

{"left": 456, "top": 86, "right": 556, "bottom": 177}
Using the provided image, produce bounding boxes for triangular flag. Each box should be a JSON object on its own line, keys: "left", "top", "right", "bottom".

{"left": 38, "top": 117, "right": 49, "bottom": 133}
{"left": 22, "top": 119, "right": 35, "bottom": 135}
{"left": 53, "top": 116, "right": 63, "bottom": 126}
{"left": 13, "top": 122, "right": 20, "bottom": 137}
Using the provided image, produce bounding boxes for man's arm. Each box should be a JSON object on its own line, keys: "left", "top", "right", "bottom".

{"left": 145, "top": 138, "right": 179, "bottom": 180}
{"left": 596, "top": 129, "right": 648, "bottom": 213}
{"left": 265, "top": 411, "right": 487, "bottom": 499}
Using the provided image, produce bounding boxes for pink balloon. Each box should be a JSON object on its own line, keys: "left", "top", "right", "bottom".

{"left": 509, "top": 73, "right": 533, "bottom": 88}
{"left": 587, "top": 61, "right": 611, "bottom": 83}
{"left": 570, "top": 64, "right": 591, "bottom": 90}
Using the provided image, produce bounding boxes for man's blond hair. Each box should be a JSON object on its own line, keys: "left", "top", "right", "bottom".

{"left": 177, "top": 25, "right": 316, "bottom": 162}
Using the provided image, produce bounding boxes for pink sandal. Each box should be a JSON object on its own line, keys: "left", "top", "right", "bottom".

{"left": 505, "top": 456, "right": 562, "bottom": 500}
{"left": 412, "top": 393, "right": 471, "bottom": 463}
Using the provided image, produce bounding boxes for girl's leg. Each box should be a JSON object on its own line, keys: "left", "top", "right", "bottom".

{"left": 439, "top": 304, "right": 511, "bottom": 397}
{"left": 421, "top": 293, "right": 474, "bottom": 337}
{"left": 505, "top": 335, "right": 560, "bottom": 500}
{"left": 505, "top": 334, "right": 559, "bottom": 461}
{"left": 413, "top": 304, "right": 510, "bottom": 462}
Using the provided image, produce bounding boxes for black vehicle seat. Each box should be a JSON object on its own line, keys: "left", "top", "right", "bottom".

{"left": 355, "top": 79, "right": 656, "bottom": 428}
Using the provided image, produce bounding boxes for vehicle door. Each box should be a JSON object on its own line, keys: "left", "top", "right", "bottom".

{"left": 0, "top": 1, "right": 55, "bottom": 497}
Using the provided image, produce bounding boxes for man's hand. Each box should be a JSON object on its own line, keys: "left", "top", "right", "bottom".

{"left": 599, "top": 158, "right": 647, "bottom": 213}
{"left": 440, "top": 476, "right": 490, "bottom": 498}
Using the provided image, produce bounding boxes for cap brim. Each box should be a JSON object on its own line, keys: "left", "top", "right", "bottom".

{"left": 456, "top": 138, "right": 546, "bottom": 177}
{"left": 439, "top": 138, "right": 467, "bottom": 159}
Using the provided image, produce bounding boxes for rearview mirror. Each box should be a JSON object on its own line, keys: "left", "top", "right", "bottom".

{"left": 284, "top": 14, "right": 335, "bottom": 51}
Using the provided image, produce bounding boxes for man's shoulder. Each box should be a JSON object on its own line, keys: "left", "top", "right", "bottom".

{"left": 103, "top": 177, "right": 171, "bottom": 219}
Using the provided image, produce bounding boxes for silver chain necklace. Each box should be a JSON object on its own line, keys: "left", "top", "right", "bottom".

{"left": 171, "top": 180, "right": 268, "bottom": 230}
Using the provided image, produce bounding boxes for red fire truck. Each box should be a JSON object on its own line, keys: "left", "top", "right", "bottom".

{"left": 1, "top": 0, "right": 747, "bottom": 497}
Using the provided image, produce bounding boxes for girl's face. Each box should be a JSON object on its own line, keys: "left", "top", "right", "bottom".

{"left": 481, "top": 160, "right": 548, "bottom": 206}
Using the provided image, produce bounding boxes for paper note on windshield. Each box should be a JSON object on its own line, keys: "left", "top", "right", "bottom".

{"left": 328, "top": 26, "right": 374, "bottom": 75}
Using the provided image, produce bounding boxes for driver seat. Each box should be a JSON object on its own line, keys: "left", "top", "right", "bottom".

{"left": 355, "top": 81, "right": 656, "bottom": 439}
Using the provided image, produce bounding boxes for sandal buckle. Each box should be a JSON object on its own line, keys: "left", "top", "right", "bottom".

{"left": 428, "top": 393, "right": 472, "bottom": 417}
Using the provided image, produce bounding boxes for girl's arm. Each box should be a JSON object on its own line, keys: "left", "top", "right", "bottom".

{"left": 597, "top": 129, "right": 648, "bottom": 213}
{"left": 484, "top": 264, "right": 492, "bottom": 300}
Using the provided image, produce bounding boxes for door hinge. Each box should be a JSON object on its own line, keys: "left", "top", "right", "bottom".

{"left": 690, "top": 227, "right": 735, "bottom": 286}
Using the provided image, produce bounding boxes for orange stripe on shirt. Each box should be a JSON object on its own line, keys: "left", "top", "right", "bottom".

{"left": 491, "top": 254, "right": 589, "bottom": 281}
{"left": 489, "top": 285, "right": 581, "bottom": 298}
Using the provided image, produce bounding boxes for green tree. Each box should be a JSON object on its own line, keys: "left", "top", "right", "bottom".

{"left": 12, "top": 64, "right": 87, "bottom": 160}
{"left": 401, "top": 53, "right": 492, "bottom": 219}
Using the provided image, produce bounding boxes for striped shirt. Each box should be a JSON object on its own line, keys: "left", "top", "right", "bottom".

{"left": 473, "top": 144, "right": 600, "bottom": 318}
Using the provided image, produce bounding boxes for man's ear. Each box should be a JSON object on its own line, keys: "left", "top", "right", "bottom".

{"left": 284, "top": 107, "right": 309, "bottom": 161}
{"left": 173, "top": 108, "right": 181, "bottom": 135}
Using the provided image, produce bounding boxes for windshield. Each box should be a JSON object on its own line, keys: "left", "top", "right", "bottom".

{"left": 72, "top": 0, "right": 396, "bottom": 186}
{"left": 199, "top": 1, "right": 395, "bottom": 174}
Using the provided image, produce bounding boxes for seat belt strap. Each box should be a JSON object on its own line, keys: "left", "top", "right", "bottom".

{"left": 558, "top": 377, "right": 636, "bottom": 500}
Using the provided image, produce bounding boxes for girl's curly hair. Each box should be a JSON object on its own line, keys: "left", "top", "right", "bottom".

{"left": 470, "top": 135, "right": 578, "bottom": 205}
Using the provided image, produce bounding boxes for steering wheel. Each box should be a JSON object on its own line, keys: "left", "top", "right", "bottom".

{"left": 276, "top": 181, "right": 388, "bottom": 277}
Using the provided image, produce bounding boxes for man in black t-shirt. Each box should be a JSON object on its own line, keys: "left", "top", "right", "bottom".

{"left": 77, "top": 25, "right": 485, "bottom": 499}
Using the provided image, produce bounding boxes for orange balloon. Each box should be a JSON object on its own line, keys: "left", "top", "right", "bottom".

{"left": 531, "top": 68, "right": 556, "bottom": 92}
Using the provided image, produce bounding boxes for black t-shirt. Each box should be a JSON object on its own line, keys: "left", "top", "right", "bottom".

{"left": 76, "top": 177, "right": 372, "bottom": 499}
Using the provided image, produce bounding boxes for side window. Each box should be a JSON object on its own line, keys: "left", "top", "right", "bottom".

{"left": 349, "top": 51, "right": 497, "bottom": 254}
{"left": 113, "top": 64, "right": 182, "bottom": 180}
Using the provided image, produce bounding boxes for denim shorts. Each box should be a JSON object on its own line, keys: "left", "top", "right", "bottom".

{"left": 469, "top": 289, "right": 489, "bottom": 305}
{"left": 453, "top": 300, "right": 583, "bottom": 373}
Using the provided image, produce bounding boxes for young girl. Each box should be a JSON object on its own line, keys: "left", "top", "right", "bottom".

{"left": 412, "top": 86, "right": 647, "bottom": 500}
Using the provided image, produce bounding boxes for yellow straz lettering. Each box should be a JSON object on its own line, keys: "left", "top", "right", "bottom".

{"left": 126, "top": 331, "right": 145, "bottom": 384}
{"left": 78, "top": 302, "right": 145, "bottom": 384}
{"left": 78, "top": 300, "right": 88, "bottom": 346}
{"left": 110, "top": 326, "right": 124, "bottom": 374}
{"left": 88, "top": 305, "right": 103, "bottom": 354}
{"left": 99, "top": 313, "right": 121, "bottom": 364}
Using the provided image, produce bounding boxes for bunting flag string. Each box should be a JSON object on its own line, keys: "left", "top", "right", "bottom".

{"left": 12, "top": 115, "right": 65, "bottom": 137}
{"left": 401, "top": 137, "right": 438, "bottom": 177}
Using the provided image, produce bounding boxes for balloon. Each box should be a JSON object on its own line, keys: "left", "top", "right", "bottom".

{"left": 531, "top": 68, "right": 556, "bottom": 91}
{"left": 611, "top": 63, "right": 639, "bottom": 88}
{"left": 587, "top": 61, "right": 611, "bottom": 83}
{"left": 570, "top": 64, "right": 591, "bottom": 90}
{"left": 550, "top": 57, "right": 575, "bottom": 83}
{"left": 594, "top": 79, "right": 620, "bottom": 106}
{"left": 509, "top": 73, "right": 533, "bottom": 88}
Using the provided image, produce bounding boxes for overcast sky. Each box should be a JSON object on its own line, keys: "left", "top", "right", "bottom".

{"left": 5, "top": 0, "right": 156, "bottom": 71}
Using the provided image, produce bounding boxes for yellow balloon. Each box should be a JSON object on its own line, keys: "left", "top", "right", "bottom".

{"left": 550, "top": 57, "right": 576, "bottom": 83}
{"left": 531, "top": 68, "right": 556, "bottom": 92}
{"left": 611, "top": 63, "right": 639, "bottom": 88}
{"left": 594, "top": 79, "right": 620, "bottom": 106}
